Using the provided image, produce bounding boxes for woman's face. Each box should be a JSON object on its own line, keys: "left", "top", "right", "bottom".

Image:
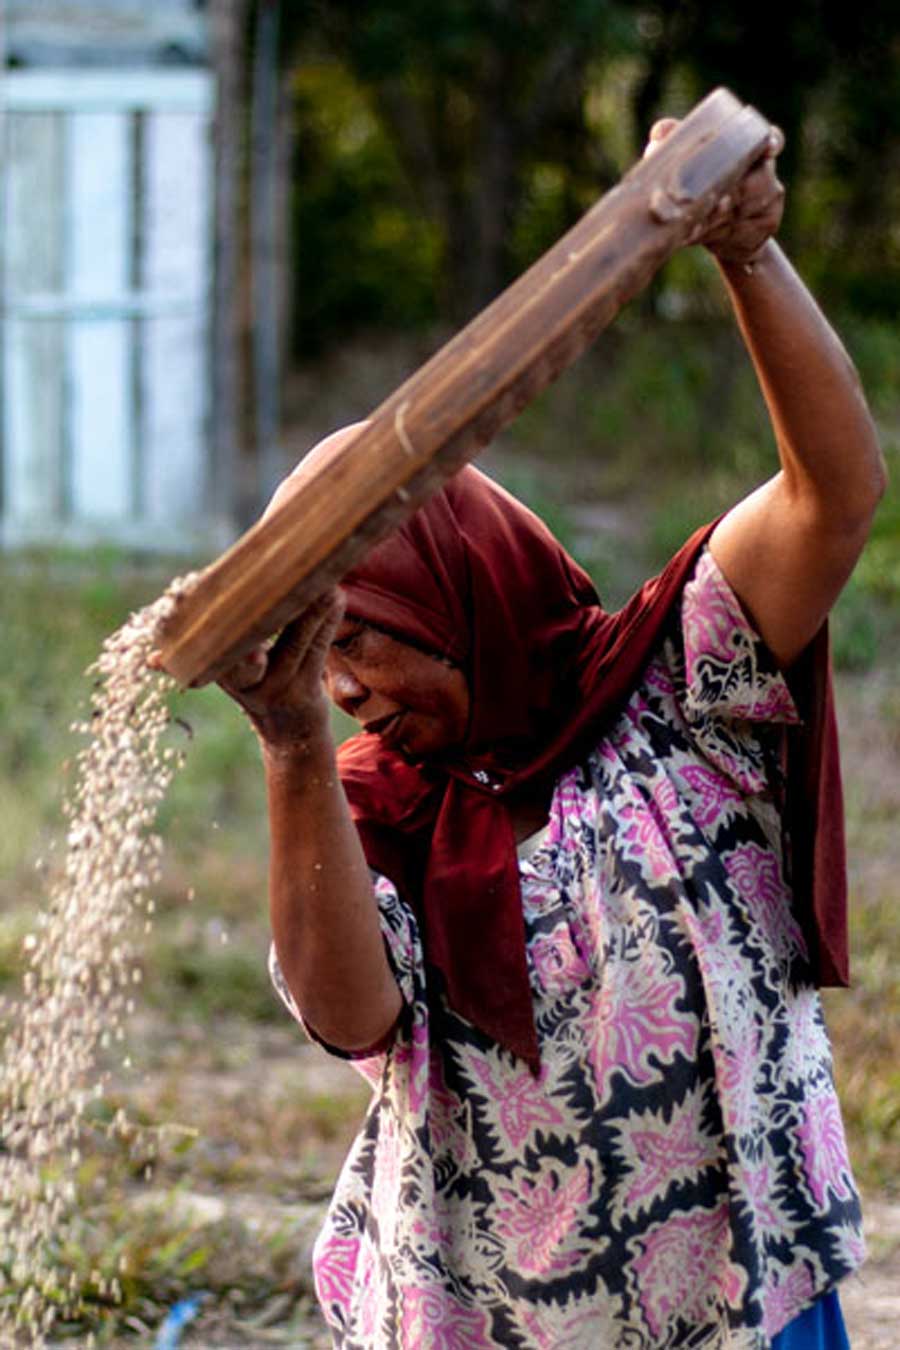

{"left": 324, "top": 618, "right": 470, "bottom": 760}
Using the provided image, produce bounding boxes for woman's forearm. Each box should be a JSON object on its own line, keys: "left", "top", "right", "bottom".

{"left": 215, "top": 594, "right": 403, "bottom": 1051}
{"left": 264, "top": 734, "right": 403, "bottom": 1051}
{"left": 717, "top": 240, "right": 886, "bottom": 524}
{"left": 708, "top": 242, "right": 886, "bottom": 665}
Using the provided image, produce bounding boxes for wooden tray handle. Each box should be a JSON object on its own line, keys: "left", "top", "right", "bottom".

{"left": 157, "top": 87, "right": 771, "bottom": 687}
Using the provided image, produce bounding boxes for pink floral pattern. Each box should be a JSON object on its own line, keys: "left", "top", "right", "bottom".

{"left": 617, "top": 800, "right": 680, "bottom": 880}
{"left": 762, "top": 1264, "right": 816, "bottom": 1338}
{"left": 272, "top": 550, "right": 862, "bottom": 1348}
{"left": 529, "top": 923, "right": 590, "bottom": 993}
{"left": 426, "top": 1067, "right": 472, "bottom": 1156}
{"left": 724, "top": 841, "right": 809, "bottom": 964}
{"left": 355, "top": 1250, "right": 380, "bottom": 1343}
{"left": 585, "top": 955, "right": 697, "bottom": 1099}
{"left": 313, "top": 1233, "right": 360, "bottom": 1309}
{"left": 683, "top": 555, "right": 800, "bottom": 727}
{"left": 371, "top": 1111, "right": 402, "bottom": 1246}
{"left": 798, "top": 1092, "right": 856, "bottom": 1207}
{"left": 612, "top": 1086, "right": 721, "bottom": 1216}
{"left": 744, "top": 1157, "right": 787, "bottom": 1238}
{"left": 680, "top": 762, "right": 744, "bottom": 828}
{"left": 467, "top": 1053, "right": 565, "bottom": 1153}
{"left": 521, "top": 1298, "right": 619, "bottom": 1348}
{"left": 400, "top": 1285, "right": 492, "bottom": 1348}
{"left": 632, "top": 1205, "right": 747, "bottom": 1338}
{"left": 716, "top": 1022, "right": 765, "bottom": 1136}
{"left": 493, "top": 1159, "right": 594, "bottom": 1275}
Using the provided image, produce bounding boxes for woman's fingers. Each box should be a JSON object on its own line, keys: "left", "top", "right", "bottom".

{"left": 220, "top": 646, "right": 270, "bottom": 693}
{"left": 262, "top": 590, "right": 345, "bottom": 691}
{"left": 217, "top": 590, "right": 343, "bottom": 726}
{"left": 643, "top": 116, "right": 785, "bottom": 263}
{"left": 644, "top": 117, "right": 679, "bottom": 156}
{"left": 694, "top": 127, "right": 785, "bottom": 263}
{"left": 217, "top": 594, "right": 343, "bottom": 750}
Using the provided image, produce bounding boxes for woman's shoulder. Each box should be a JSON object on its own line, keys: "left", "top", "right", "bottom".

{"left": 678, "top": 548, "right": 801, "bottom": 727}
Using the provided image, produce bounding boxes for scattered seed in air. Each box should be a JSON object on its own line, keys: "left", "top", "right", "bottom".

{"left": 0, "top": 574, "right": 197, "bottom": 1346}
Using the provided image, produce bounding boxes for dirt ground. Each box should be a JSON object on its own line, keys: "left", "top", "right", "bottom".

{"left": 839, "top": 1196, "right": 900, "bottom": 1349}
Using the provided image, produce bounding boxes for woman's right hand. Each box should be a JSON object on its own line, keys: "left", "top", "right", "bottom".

{"left": 217, "top": 589, "right": 345, "bottom": 756}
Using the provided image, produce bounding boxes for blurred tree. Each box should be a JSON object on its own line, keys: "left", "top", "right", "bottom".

{"left": 812, "top": 0, "right": 900, "bottom": 316}
{"left": 628, "top": 1, "right": 831, "bottom": 192}
{"left": 286, "top": 61, "right": 443, "bottom": 355}
{"left": 626, "top": 0, "right": 900, "bottom": 312}
{"left": 280, "top": 0, "right": 637, "bottom": 326}
{"left": 253, "top": 0, "right": 900, "bottom": 352}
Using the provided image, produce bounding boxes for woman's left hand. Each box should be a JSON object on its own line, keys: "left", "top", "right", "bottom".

{"left": 645, "top": 118, "right": 786, "bottom": 267}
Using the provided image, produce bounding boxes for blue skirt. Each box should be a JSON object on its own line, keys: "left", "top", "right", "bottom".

{"left": 770, "top": 1290, "right": 850, "bottom": 1349}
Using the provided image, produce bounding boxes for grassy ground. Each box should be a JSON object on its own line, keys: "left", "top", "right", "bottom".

{"left": 1, "top": 318, "right": 899, "bottom": 1342}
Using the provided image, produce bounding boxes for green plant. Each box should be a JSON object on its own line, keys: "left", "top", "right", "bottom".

{"left": 144, "top": 927, "right": 278, "bottom": 1025}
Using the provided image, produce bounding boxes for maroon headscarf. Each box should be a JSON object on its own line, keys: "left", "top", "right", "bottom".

{"left": 336, "top": 465, "right": 848, "bottom": 1068}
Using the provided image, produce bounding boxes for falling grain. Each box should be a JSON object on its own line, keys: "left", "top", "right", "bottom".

{"left": 0, "top": 576, "right": 197, "bottom": 1346}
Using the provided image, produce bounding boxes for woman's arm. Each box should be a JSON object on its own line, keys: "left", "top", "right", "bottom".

{"left": 708, "top": 240, "right": 886, "bottom": 668}
{"left": 219, "top": 595, "right": 403, "bottom": 1052}
{"left": 648, "top": 120, "right": 887, "bottom": 668}
{"left": 712, "top": 244, "right": 885, "bottom": 669}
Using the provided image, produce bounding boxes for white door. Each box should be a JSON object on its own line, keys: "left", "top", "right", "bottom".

{"left": 1, "top": 68, "right": 220, "bottom": 549}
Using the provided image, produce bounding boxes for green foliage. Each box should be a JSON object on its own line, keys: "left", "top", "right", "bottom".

{"left": 21, "top": 1182, "right": 314, "bottom": 1343}
{"left": 276, "top": 1, "right": 900, "bottom": 349}
{"left": 157, "top": 682, "right": 265, "bottom": 855}
{"left": 830, "top": 580, "right": 884, "bottom": 674}
{"left": 289, "top": 63, "right": 441, "bottom": 353}
{"left": 0, "top": 554, "right": 275, "bottom": 972}
{"left": 852, "top": 463, "right": 900, "bottom": 602}
{"left": 283, "top": 3, "right": 640, "bottom": 328}
{"left": 844, "top": 319, "right": 900, "bottom": 420}
{"left": 0, "top": 554, "right": 163, "bottom": 883}
{"left": 515, "top": 315, "right": 900, "bottom": 681}
{"left": 144, "top": 925, "right": 278, "bottom": 1025}
{"left": 839, "top": 433, "right": 900, "bottom": 668}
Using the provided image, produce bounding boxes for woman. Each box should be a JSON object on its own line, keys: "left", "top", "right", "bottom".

{"left": 220, "top": 123, "right": 885, "bottom": 1347}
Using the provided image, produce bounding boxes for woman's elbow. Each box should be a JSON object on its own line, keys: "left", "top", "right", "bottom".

{"left": 820, "top": 429, "right": 887, "bottom": 539}
{"left": 850, "top": 434, "right": 888, "bottom": 537}
{"left": 870, "top": 439, "right": 889, "bottom": 507}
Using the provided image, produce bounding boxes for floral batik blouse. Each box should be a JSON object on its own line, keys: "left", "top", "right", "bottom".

{"left": 270, "top": 549, "right": 863, "bottom": 1349}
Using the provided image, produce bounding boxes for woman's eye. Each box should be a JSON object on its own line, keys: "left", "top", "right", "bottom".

{"left": 332, "top": 629, "right": 363, "bottom": 654}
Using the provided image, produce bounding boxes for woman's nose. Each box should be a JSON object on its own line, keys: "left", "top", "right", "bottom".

{"left": 328, "top": 666, "right": 368, "bottom": 707}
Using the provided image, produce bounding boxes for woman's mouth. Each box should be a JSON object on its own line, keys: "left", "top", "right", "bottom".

{"left": 363, "top": 711, "right": 403, "bottom": 741}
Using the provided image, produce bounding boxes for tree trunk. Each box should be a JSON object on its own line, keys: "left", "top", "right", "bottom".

{"left": 209, "top": 0, "right": 251, "bottom": 527}
{"left": 250, "top": 0, "right": 285, "bottom": 507}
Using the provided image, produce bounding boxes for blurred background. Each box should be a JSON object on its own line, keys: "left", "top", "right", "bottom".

{"left": 1, "top": 1, "right": 898, "bottom": 1344}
